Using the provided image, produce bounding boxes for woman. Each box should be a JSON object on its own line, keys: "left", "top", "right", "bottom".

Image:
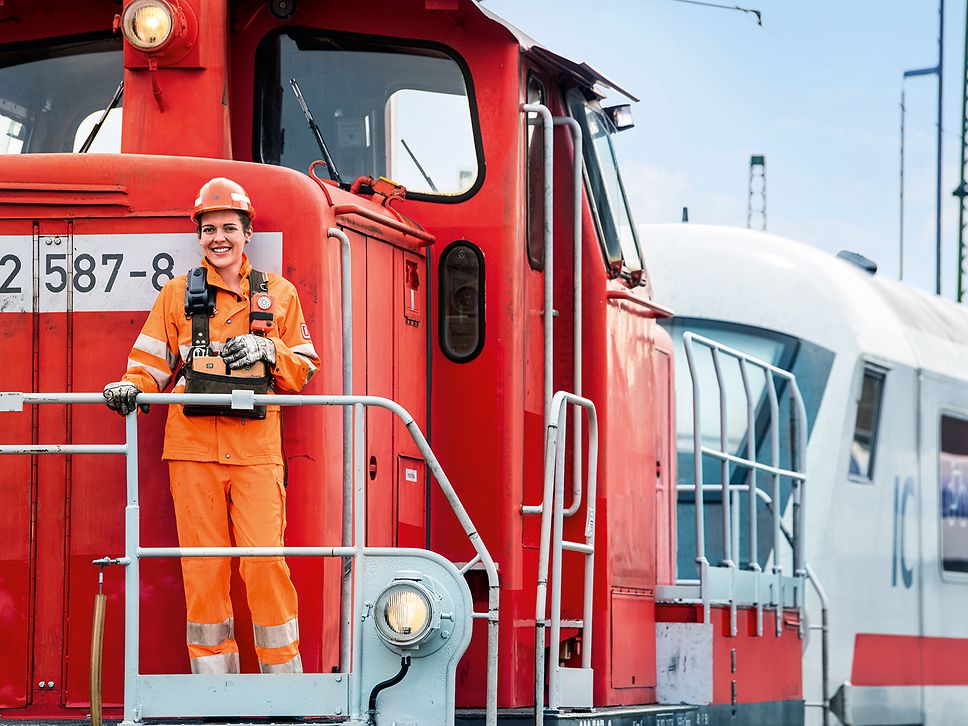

{"left": 103, "top": 177, "right": 320, "bottom": 674}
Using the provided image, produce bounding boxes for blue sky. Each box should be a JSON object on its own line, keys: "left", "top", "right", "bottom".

{"left": 485, "top": 0, "right": 965, "bottom": 298}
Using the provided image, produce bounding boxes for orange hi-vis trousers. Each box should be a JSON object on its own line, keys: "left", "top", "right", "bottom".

{"left": 168, "top": 461, "right": 301, "bottom": 674}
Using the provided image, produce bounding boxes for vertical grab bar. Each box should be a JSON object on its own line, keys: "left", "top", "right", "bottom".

{"left": 522, "top": 103, "right": 554, "bottom": 435}
{"left": 764, "top": 372, "right": 783, "bottom": 637}
{"left": 534, "top": 392, "right": 598, "bottom": 724}
{"left": 350, "top": 403, "right": 366, "bottom": 719}
{"left": 122, "top": 412, "right": 139, "bottom": 726}
{"left": 552, "top": 116, "right": 584, "bottom": 517}
{"left": 518, "top": 114, "right": 587, "bottom": 521}
{"left": 327, "top": 227, "right": 353, "bottom": 674}
{"left": 710, "top": 348, "right": 732, "bottom": 567}
{"left": 682, "top": 335, "right": 711, "bottom": 622}
{"left": 738, "top": 359, "right": 764, "bottom": 636}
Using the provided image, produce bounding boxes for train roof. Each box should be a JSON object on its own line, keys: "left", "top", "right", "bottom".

{"left": 471, "top": 2, "right": 639, "bottom": 101}
{"left": 642, "top": 223, "right": 968, "bottom": 381}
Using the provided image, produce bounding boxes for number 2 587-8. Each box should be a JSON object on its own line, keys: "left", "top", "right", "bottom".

{"left": 0, "top": 252, "right": 176, "bottom": 295}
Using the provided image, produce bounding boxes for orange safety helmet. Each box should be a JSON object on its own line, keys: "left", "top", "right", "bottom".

{"left": 191, "top": 177, "right": 257, "bottom": 223}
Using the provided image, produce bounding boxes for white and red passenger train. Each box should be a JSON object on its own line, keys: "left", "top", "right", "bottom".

{"left": 648, "top": 222, "right": 968, "bottom": 725}
{"left": 0, "top": 1, "right": 867, "bottom": 725}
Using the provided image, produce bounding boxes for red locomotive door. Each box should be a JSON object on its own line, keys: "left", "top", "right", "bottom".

{"left": 363, "top": 235, "right": 427, "bottom": 548}
{"left": 0, "top": 224, "right": 36, "bottom": 709}
{"left": 30, "top": 221, "right": 75, "bottom": 710}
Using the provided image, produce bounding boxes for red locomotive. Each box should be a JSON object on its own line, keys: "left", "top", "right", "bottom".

{"left": 0, "top": 1, "right": 805, "bottom": 724}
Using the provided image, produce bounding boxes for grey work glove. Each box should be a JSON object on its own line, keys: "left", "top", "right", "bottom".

{"left": 221, "top": 334, "right": 276, "bottom": 370}
{"left": 103, "top": 381, "right": 142, "bottom": 416}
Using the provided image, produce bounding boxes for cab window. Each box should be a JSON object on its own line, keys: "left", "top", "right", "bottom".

{"left": 0, "top": 36, "right": 122, "bottom": 154}
{"left": 526, "top": 73, "right": 546, "bottom": 270}
{"left": 567, "top": 89, "right": 643, "bottom": 278}
{"left": 941, "top": 414, "right": 968, "bottom": 574}
{"left": 254, "top": 31, "right": 482, "bottom": 201}
{"left": 848, "top": 365, "right": 886, "bottom": 481}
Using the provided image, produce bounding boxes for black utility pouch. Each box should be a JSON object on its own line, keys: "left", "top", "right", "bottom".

{"left": 183, "top": 358, "right": 271, "bottom": 419}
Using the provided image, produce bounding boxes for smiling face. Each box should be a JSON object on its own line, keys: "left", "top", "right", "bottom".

{"left": 198, "top": 209, "right": 251, "bottom": 277}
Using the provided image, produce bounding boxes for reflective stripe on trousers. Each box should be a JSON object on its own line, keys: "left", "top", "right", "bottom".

{"left": 191, "top": 651, "right": 241, "bottom": 674}
{"left": 188, "top": 617, "right": 234, "bottom": 646}
{"left": 260, "top": 654, "right": 303, "bottom": 674}
{"left": 254, "top": 617, "right": 302, "bottom": 672}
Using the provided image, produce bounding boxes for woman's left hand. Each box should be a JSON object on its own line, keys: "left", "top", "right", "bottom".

{"left": 221, "top": 334, "right": 277, "bottom": 369}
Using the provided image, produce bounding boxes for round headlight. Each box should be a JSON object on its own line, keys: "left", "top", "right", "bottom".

{"left": 374, "top": 582, "right": 435, "bottom": 648}
{"left": 122, "top": 0, "right": 174, "bottom": 51}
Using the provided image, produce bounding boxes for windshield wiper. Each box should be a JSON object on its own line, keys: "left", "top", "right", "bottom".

{"left": 289, "top": 77, "right": 342, "bottom": 185}
{"left": 79, "top": 80, "right": 123, "bottom": 153}
{"left": 400, "top": 138, "right": 437, "bottom": 192}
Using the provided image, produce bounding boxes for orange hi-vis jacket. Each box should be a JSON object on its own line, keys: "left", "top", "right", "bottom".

{"left": 121, "top": 255, "right": 319, "bottom": 465}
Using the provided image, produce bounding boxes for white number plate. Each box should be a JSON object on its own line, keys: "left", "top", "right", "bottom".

{"left": 0, "top": 233, "right": 282, "bottom": 313}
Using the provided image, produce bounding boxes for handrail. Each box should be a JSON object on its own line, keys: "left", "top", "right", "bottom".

{"left": 518, "top": 107, "right": 587, "bottom": 521}
{"left": 533, "top": 391, "right": 598, "bottom": 725}
{"left": 804, "top": 562, "right": 831, "bottom": 726}
{"left": 327, "top": 227, "right": 354, "bottom": 674}
{"left": 605, "top": 289, "right": 674, "bottom": 318}
{"left": 554, "top": 116, "right": 584, "bottom": 518}
{"left": 0, "top": 391, "right": 498, "bottom": 726}
{"left": 522, "top": 103, "right": 554, "bottom": 439}
{"left": 679, "top": 331, "right": 807, "bottom": 631}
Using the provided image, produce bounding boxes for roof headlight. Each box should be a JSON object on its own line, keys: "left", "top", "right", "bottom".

{"left": 374, "top": 581, "right": 437, "bottom": 649}
{"left": 121, "top": 0, "right": 174, "bottom": 51}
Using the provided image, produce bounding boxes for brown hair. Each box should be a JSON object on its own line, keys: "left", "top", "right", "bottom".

{"left": 196, "top": 211, "right": 253, "bottom": 237}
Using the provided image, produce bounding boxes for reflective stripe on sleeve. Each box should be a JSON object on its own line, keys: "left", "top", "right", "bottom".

{"left": 259, "top": 654, "right": 303, "bottom": 674}
{"left": 187, "top": 617, "right": 234, "bottom": 646}
{"left": 253, "top": 617, "right": 299, "bottom": 649}
{"left": 133, "top": 333, "right": 169, "bottom": 361}
{"left": 190, "top": 651, "right": 240, "bottom": 674}
{"left": 128, "top": 359, "right": 171, "bottom": 391}
{"left": 290, "top": 343, "right": 318, "bottom": 360}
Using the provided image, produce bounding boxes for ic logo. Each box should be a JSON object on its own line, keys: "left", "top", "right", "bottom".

{"left": 892, "top": 476, "right": 916, "bottom": 589}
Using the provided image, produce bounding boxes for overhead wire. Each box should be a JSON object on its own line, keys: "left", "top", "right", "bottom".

{"left": 659, "top": 0, "right": 762, "bottom": 26}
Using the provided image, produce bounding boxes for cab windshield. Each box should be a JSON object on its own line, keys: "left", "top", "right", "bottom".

{"left": 0, "top": 36, "right": 122, "bottom": 154}
{"left": 255, "top": 31, "right": 481, "bottom": 201}
{"left": 567, "top": 90, "right": 643, "bottom": 277}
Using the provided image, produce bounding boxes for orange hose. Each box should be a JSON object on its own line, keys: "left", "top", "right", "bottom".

{"left": 90, "top": 593, "right": 106, "bottom": 726}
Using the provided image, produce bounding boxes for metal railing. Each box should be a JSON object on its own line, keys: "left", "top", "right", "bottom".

{"left": 0, "top": 390, "right": 499, "bottom": 726}
{"left": 658, "top": 332, "right": 808, "bottom": 638}
{"left": 521, "top": 391, "right": 598, "bottom": 723}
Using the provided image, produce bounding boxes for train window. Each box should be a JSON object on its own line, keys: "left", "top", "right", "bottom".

{"left": 941, "top": 415, "right": 968, "bottom": 574}
{"left": 254, "top": 31, "right": 483, "bottom": 202}
{"left": 0, "top": 36, "right": 122, "bottom": 154}
{"left": 848, "top": 366, "right": 886, "bottom": 481}
{"left": 439, "top": 241, "right": 484, "bottom": 362}
{"left": 525, "top": 74, "right": 546, "bottom": 271}
{"left": 73, "top": 108, "right": 123, "bottom": 153}
{"left": 566, "top": 89, "right": 643, "bottom": 278}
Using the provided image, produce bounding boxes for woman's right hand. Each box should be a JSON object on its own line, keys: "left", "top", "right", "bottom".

{"left": 103, "top": 381, "right": 142, "bottom": 416}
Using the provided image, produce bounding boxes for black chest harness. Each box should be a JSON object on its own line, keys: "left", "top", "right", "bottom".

{"left": 182, "top": 266, "right": 273, "bottom": 419}
{"left": 185, "top": 266, "right": 273, "bottom": 356}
